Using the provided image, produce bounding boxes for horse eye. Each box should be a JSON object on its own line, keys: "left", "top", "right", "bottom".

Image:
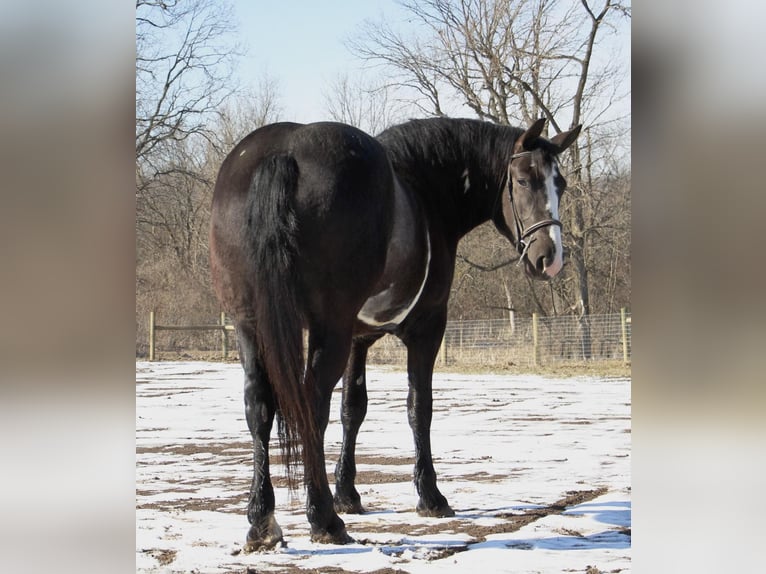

{"left": 516, "top": 178, "right": 529, "bottom": 188}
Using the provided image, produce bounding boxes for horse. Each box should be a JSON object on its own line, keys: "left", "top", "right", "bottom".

{"left": 209, "top": 116, "right": 581, "bottom": 550}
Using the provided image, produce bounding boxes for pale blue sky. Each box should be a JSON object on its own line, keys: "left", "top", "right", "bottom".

{"left": 230, "top": 1, "right": 630, "bottom": 128}
{"left": 231, "top": 1, "right": 412, "bottom": 123}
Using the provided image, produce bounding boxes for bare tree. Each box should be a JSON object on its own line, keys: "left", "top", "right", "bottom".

{"left": 135, "top": 95, "right": 283, "bottom": 355}
{"left": 135, "top": 0, "right": 282, "bottom": 354}
{"left": 136, "top": 0, "right": 245, "bottom": 274}
{"left": 217, "top": 78, "right": 284, "bottom": 147}
{"left": 136, "top": 0, "right": 242, "bottom": 175}
{"left": 323, "top": 73, "right": 404, "bottom": 134}
{"left": 352, "top": 0, "right": 631, "bottom": 330}
{"left": 136, "top": 85, "right": 282, "bottom": 278}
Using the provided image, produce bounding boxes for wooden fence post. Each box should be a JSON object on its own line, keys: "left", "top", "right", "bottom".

{"left": 438, "top": 333, "right": 447, "bottom": 367}
{"left": 220, "top": 312, "right": 228, "bottom": 359}
{"left": 532, "top": 312, "right": 539, "bottom": 367}
{"left": 620, "top": 307, "right": 629, "bottom": 365}
{"left": 149, "top": 310, "right": 156, "bottom": 362}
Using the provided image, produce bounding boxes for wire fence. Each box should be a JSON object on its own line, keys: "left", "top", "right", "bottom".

{"left": 368, "top": 311, "right": 631, "bottom": 367}
{"left": 143, "top": 310, "right": 631, "bottom": 368}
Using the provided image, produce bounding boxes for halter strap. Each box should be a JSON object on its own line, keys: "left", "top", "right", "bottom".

{"left": 507, "top": 152, "right": 563, "bottom": 265}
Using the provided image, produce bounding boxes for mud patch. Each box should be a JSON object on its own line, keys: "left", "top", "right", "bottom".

{"left": 353, "top": 470, "right": 410, "bottom": 484}
{"left": 353, "top": 454, "right": 415, "bottom": 466}
{"left": 141, "top": 548, "right": 177, "bottom": 566}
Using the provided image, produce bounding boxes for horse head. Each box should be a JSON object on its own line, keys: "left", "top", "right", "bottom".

{"left": 498, "top": 118, "right": 581, "bottom": 280}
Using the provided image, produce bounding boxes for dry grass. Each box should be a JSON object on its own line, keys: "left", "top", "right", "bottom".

{"left": 142, "top": 351, "right": 630, "bottom": 380}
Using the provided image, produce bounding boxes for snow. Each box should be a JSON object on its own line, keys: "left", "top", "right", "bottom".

{"left": 137, "top": 361, "right": 630, "bottom": 573}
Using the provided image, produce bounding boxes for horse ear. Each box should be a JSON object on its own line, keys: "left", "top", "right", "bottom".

{"left": 550, "top": 124, "right": 582, "bottom": 154}
{"left": 516, "top": 117, "right": 547, "bottom": 151}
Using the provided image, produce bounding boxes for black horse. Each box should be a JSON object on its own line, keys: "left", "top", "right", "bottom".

{"left": 210, "top": 117, "right": 580, "bottom": 550}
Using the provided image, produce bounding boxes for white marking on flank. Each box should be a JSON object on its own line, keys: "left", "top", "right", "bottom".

{"left": 357, "top": 231, "right": 431, "bottom": 327}
{"left": 544, "top": 161, "right": 564, "bottom": 278}
{"left": 390, "top": 231, "right": 431, "bottom": 323}
{"left": 239, "top": 149, "right": 247, "bottom": 157}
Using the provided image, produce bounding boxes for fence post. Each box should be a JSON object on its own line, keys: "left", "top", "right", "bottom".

{"left": 620, "top": 307, "right": 629, "bottom": 364}
{"left": 220, "top": 311, "right": 228, "bottom": 360}
{"left": 149, "top": 310, "right": 156, "bottom": 362}
{"left": 438, "top": 333, "right": 447, "bottom": 367}
{"left": 532, "top": 312, "right": 539, "bottom": 367}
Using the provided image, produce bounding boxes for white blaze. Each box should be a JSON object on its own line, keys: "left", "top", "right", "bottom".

{"left": 544, "top": 162, "right": 564, "bottom": 277}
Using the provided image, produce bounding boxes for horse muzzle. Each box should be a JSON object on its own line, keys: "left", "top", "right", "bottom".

{"left": 516, "top": 220, "right": 564, "bottom": 280}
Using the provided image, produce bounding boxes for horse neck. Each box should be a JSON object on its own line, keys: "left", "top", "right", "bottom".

{"left": 381, "top": 119, "right": 519, "bottom": 241}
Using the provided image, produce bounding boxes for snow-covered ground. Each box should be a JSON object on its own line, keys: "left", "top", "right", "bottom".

{"left": 136, "top": 362, "right": 630, "bottom": 573}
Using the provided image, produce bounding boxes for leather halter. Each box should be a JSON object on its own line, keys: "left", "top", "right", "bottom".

{"left": 508, "top": 151, "right": 563, "bottom": 265}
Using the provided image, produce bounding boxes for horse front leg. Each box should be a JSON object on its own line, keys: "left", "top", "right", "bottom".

{"left": 403, "top": 324, "right": 455, "bottom": 518}
{"left": 237, "top": 323, "right": 284, "bottom": 552}
{"left": 334, "top": 336, "right": 379, "bottom": 514}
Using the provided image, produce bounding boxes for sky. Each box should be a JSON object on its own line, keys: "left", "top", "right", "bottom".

{"left": 230, "top": 1, "right": 631, "bottom": 128}
{"left": 231, "top": 0, "right": 413, "bottom": 123}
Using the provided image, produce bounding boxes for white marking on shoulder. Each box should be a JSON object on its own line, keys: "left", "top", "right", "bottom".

{"left": 462, "top": 167, "right": 470, "bottom": 193}
{"left": 544, "top": 161, "right": 564, "bottom": 277}
{"left": 239, "top": 149, "right": 247, "bottom": 157}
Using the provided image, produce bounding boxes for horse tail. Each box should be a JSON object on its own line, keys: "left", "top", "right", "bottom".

{"left": 246, "top": 154, "right": 316, "bottom": 490}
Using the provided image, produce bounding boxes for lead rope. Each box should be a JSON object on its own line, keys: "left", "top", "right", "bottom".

{"left": 518, "top": 236, "right": 535, "bottom": 265}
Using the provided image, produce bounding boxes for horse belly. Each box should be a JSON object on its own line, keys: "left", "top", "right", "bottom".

{"left": 357, "top": 181, "right": 430, "bottom": 328}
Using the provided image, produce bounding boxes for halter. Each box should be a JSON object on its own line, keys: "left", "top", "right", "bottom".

{"left": 508, "top": 151, "right": 563, "bottom": 266}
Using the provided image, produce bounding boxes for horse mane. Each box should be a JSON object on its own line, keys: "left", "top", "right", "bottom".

{"left": 377, "top": 117, "right": 526, "bottom": 234}
{"left": 378, "top": 117, "right": 523, "bottom": 163}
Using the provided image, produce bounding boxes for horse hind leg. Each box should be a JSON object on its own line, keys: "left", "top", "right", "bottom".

{"left": 236, "top": 322, "right": 285, "bottom": 552}
{"left": 303, "top": 323, "right": 355, "bottom": 544}
{"left": 334, "top": 336, "right": 378, "bottom": 514}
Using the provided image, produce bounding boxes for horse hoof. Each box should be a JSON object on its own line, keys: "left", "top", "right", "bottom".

{"left": 334, "top": 495, "right": 365, "bottom": 515}
{"left": 416, "top": 503, "right": 455, "bottom": 518}
{"left": 311, "top": 530, "right": 354, "bottom": 545}
{"left": 243, "top": 516, "right": 284, "bottom": 552}
{"left": 310, "top": 524, "right": 354, "bottom": 545}
{"left": 242, "top": 535, "right": 285, "bottom": 553}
